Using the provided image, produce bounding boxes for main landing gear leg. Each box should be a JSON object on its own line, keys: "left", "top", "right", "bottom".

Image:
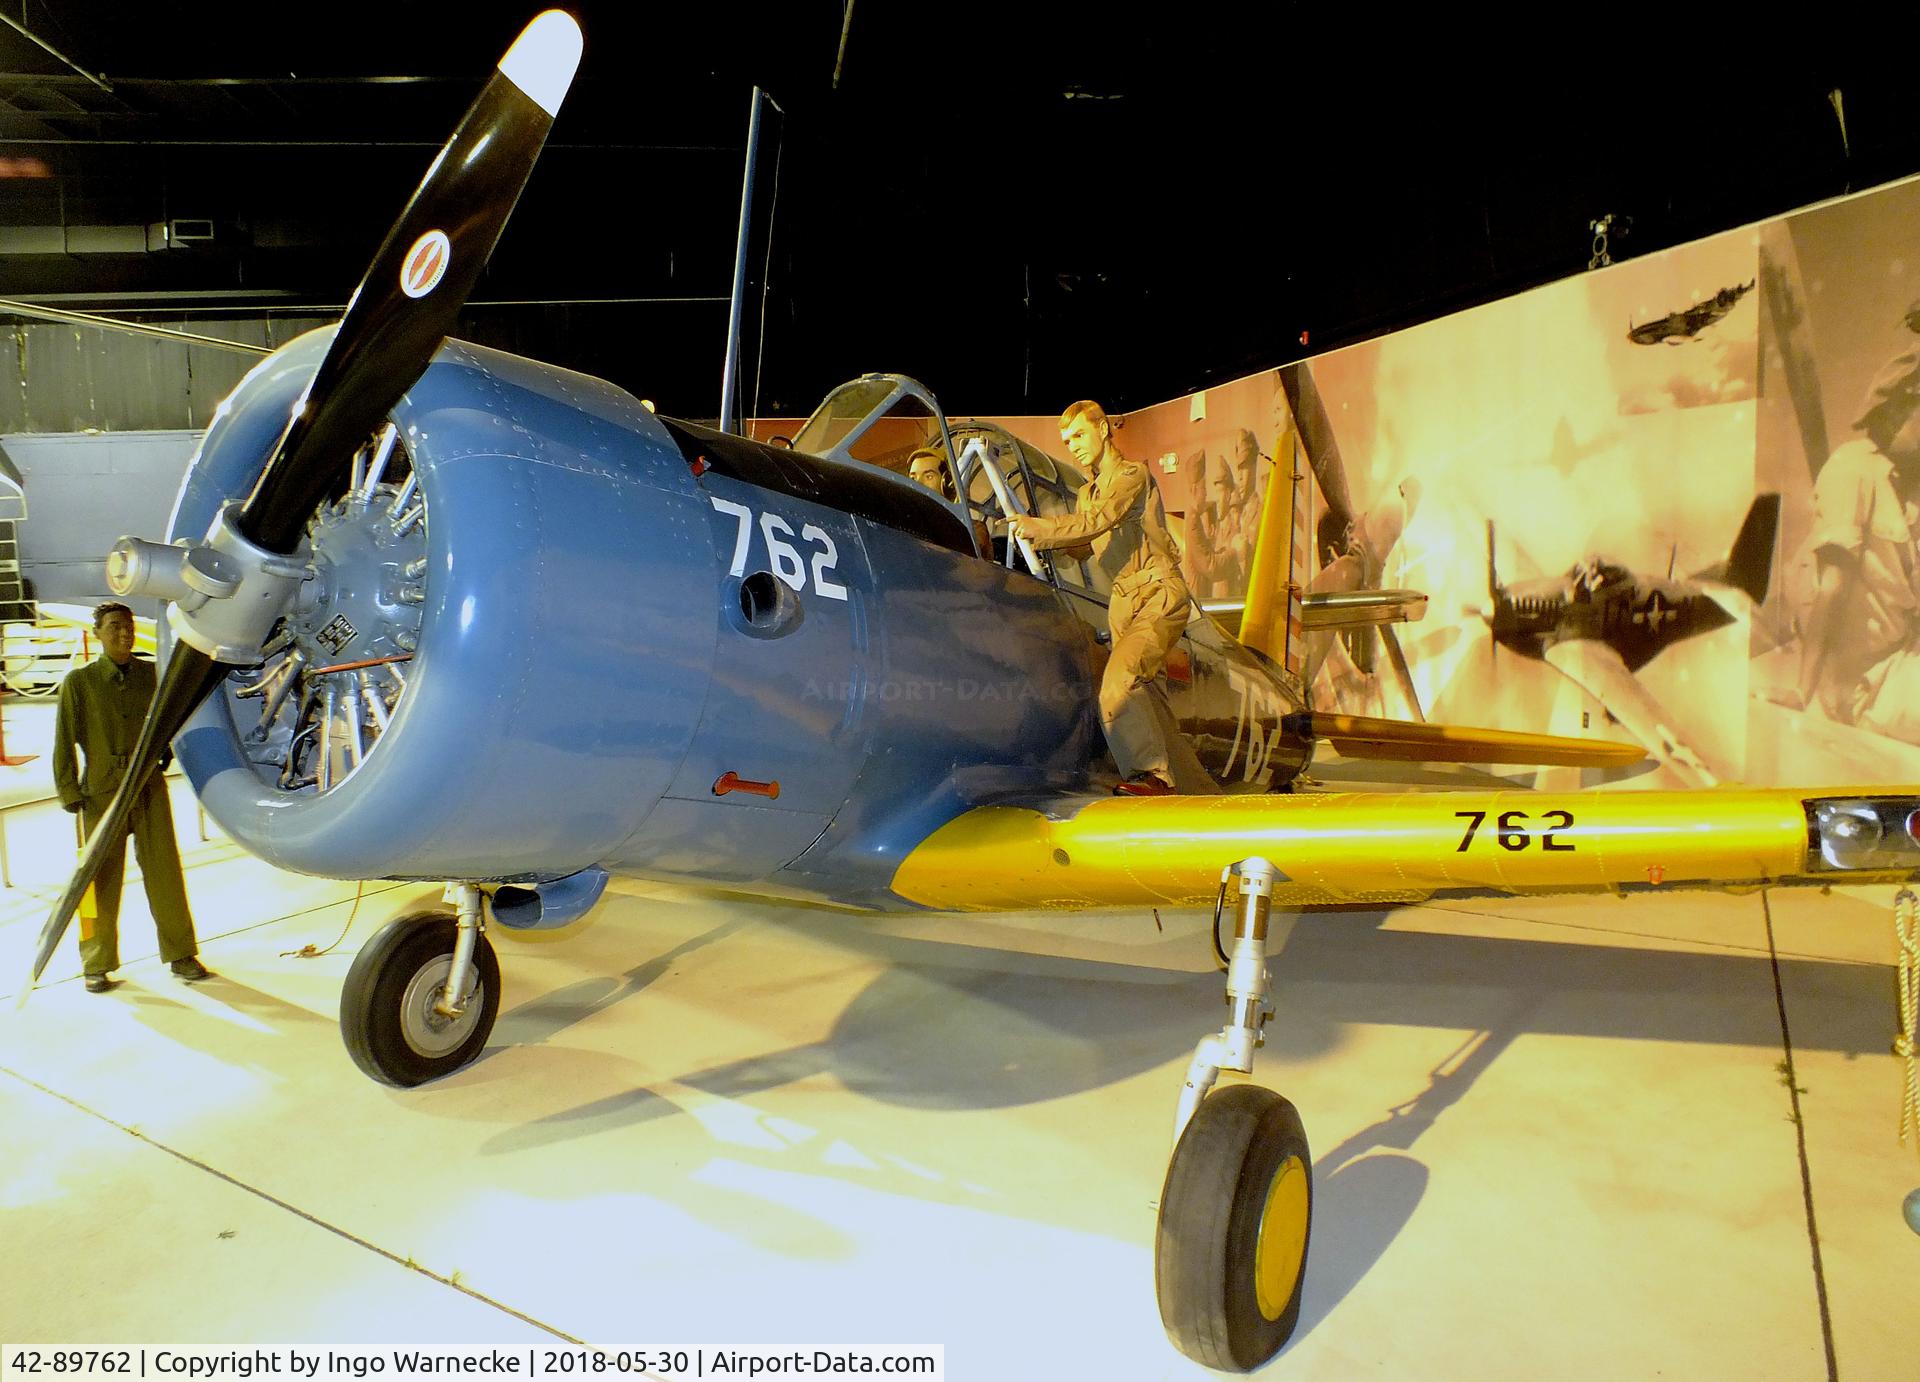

{"left": 1155, "top": 857, "right": 1313, "bottom": 1373}
{"left": 438, "top": 883, "right": 486, "bottom": 1022}
{"left": 340, "top": 882, "right": 501, "bottom": 1087}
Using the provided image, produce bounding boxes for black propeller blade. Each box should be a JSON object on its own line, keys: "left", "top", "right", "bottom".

{"left": 1486, "top": 518, "right": 1499, "bottom": 604}
{"left": 1378, "top": 625, "right": 1424, "bottom": 723}
{"left": 24, "top": 11, "right": 583, "bottom": 995}
{"left": 243, "top": 9, "right": 583, "bottom": 551}
{"left": 1485, "top": 519, "right": 1501, "bottom": 673}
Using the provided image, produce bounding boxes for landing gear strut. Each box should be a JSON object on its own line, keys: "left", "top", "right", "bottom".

{"left": 340, "top": 883, "right": 500, "bottom": 1087}
{"left": 1156, "top": 858, "right": 1313, "bottom": 1372}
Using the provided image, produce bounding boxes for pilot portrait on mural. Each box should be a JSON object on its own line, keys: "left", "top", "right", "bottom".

{"left": 1786, "top": 349, "right": 1920, "bottom": 740}
{"left": 1184, "top": 428, "right": 1266, "bottom": 599}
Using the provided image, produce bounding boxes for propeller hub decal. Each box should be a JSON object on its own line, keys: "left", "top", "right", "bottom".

{"left": 400, "top": 230, "right": 452, "bottom": 299}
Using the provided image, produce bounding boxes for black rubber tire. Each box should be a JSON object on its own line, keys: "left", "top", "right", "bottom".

{"left": 1156, "top": 1083, "right": 1313, "bottom": 1372}
{"left": 340, "top": 910, "right": 500, "bottom": 1087}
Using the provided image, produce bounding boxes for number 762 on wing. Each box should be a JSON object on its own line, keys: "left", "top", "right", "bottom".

{"left": 1455, "top": 809, "right": 1576, "bottom": 852}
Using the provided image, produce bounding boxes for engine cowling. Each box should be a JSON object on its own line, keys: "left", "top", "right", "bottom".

{"left": 172, "top": 330, "right": 716, "bottom": 883}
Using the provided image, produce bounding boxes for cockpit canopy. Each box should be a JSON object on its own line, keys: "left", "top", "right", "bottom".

{"left": 792, "top": 374, "right": 954, "bottom": 471}
{"left": 794, "top": 373, "right": 1111, "bottom": 587}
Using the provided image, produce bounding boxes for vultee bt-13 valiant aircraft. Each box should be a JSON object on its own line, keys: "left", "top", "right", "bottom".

{"left": 22, "top": 12, "right": 1920, "bottom": 1374}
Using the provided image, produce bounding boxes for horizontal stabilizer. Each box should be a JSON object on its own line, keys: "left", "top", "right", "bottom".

{"left": 1200, "top": 587, "right": 1429, "bottom": 640}
{"left": 1298, "top": 588, "right": 1428, "bottom": 631}
{"left": 1283, "top": 711, "right": 1646, "bottom": 767}
{"left": 1199, "top": 600, "right": 1246, "bottom": 639}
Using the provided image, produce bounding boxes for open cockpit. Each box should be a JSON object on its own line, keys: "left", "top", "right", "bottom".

{"left": 793, "top": 373, "right": 1109, "bottom": 582}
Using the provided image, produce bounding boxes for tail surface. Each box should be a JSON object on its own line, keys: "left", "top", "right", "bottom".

{"left": 1721, "top": 493, "right": 1781, "bottom": 605}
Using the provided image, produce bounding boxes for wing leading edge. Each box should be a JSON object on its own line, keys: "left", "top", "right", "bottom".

{"left": 889, "top": 787, "right": 1920, "bottom": 911}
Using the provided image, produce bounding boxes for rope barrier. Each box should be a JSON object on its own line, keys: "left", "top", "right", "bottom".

{"left": 1893, "top": 889, "right": 1919, "bottom": 1158}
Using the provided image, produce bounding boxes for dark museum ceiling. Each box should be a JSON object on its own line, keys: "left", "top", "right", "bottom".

{"left": 0, "top": 2, "right": 1912, "bottom": 422}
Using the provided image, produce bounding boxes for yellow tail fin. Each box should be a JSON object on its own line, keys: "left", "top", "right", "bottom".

{"left": 1239, "top": 418, "right": 1300, "bottom": 662}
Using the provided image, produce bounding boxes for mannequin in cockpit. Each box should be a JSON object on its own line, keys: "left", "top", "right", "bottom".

{"left": 907, "top": 444, "right": 956, "bottom": 501}
{"left": 1009, "top": 400, "right": 1191, "bottom": 795}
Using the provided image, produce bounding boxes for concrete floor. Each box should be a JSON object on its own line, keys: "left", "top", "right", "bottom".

{"left": 1, "top": 703, "right": 1916, "bottom": 1378}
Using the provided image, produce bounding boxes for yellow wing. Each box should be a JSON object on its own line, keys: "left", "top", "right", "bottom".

{"left": 890, "top": 787, "right": 1920, "bottom": 911}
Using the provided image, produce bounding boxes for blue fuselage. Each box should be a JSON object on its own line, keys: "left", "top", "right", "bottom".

{"left": 172, "top": 335, "right": 1305, "bottom": 910}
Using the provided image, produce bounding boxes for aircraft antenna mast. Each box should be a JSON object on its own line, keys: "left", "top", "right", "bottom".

{"left": 720, "top": 87, "right": 767, "bottom": 436}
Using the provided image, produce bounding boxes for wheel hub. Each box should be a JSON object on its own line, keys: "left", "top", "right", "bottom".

{"left": 1254, "top": 1153, "right": 1309, "bottom": 1321}
{"left": 399, "top": 955, "right": 482, "bottom": 1058}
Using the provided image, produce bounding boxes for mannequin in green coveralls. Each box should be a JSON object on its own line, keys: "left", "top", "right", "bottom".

{"left": 52, "top": 602, "right": 210, "bottom": 993}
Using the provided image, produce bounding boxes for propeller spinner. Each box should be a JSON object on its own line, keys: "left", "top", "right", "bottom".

{"left": 24, "top": 11, "right": 584, "bottom": 997}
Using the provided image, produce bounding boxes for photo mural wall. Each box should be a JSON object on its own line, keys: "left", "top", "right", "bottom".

{"left": 1116, "top": 172, "right": 1920, "bottom": 790}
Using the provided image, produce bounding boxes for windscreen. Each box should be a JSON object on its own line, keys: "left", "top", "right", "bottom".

{"left": 791, "top": 377, "right": 899, "bottom": 456}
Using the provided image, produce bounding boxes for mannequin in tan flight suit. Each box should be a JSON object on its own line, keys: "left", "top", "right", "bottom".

{"left": 1010, "top": 399, "right": 1190, "bottom": 794}
{"left": 52, "top": 601, "right": 209, "bottom": 992}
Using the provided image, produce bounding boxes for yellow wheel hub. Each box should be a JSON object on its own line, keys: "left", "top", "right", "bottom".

{"left": 1254, "top": 1154, "right": 1309, "bottom": 1321}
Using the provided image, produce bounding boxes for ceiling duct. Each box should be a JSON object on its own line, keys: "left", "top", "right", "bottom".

{"left": 0, "top": 219, "right": 222, "bottom": 253}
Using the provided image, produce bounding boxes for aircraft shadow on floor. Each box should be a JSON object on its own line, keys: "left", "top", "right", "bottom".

{"left": 463, "top": 890, "right": 1885, "bottom": 1175}
{"left": 41, "top": 889, "right": 1863, "bottom": 1327}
